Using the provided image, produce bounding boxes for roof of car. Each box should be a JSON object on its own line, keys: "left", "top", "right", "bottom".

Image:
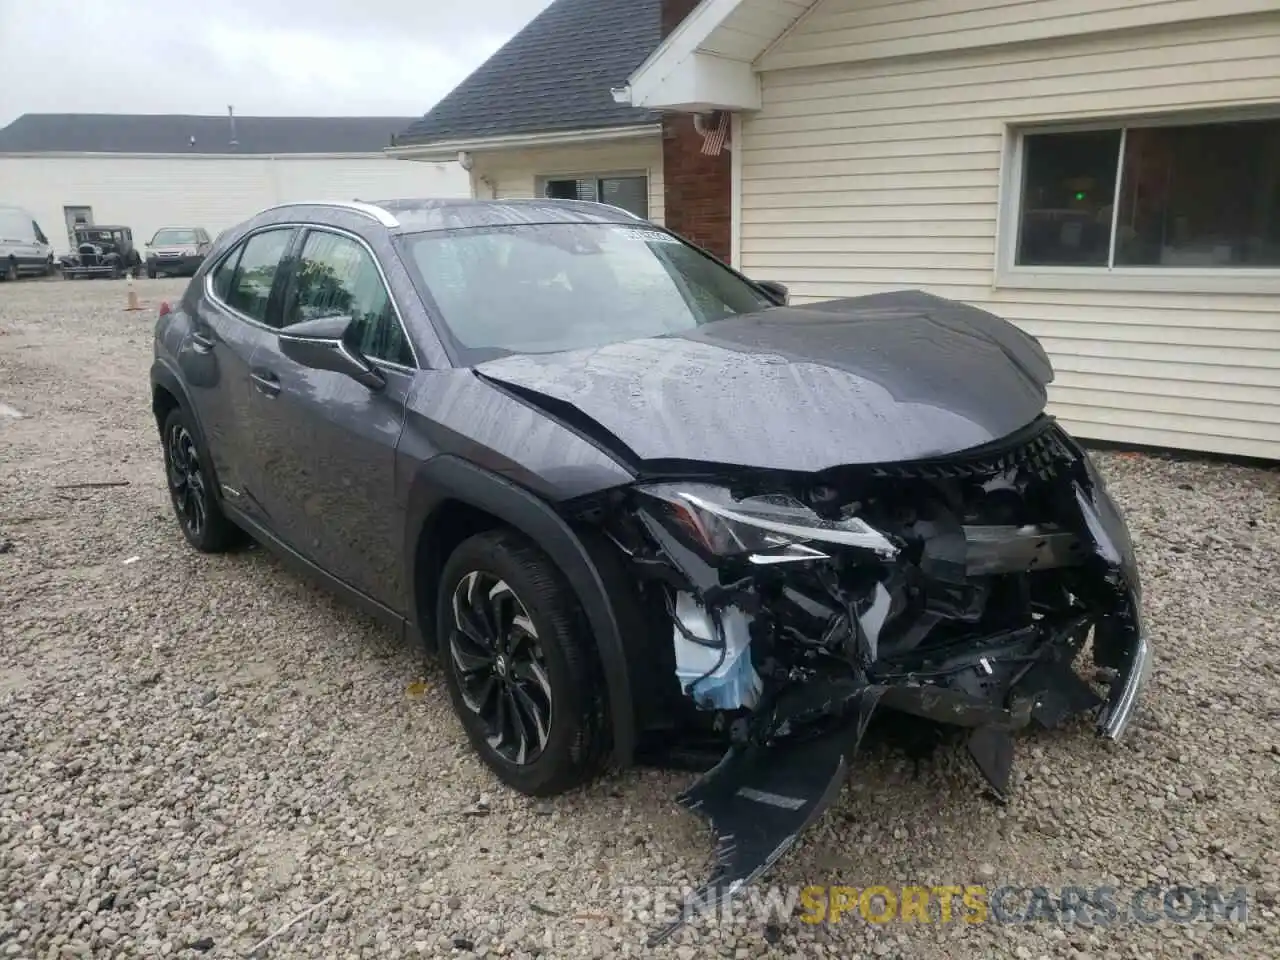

{"left": 375, "top": 197, "right": 649, "bottom": 232}
{"left": 395, "top": 0, "right": 661, "bottom": 145}
{"left": 262, "top": 198, "right": 648, "bottom": 233}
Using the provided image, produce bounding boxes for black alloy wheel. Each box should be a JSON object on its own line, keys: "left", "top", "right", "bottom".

{"left": 166, "top": 421, "right": 207, "bottom": 540}
{"left": 160, "top": 407, "right": 240, "bottom": 553}
{"left": 449, "top": 571, "right": 554, "bottom": 765}
{"left": 437, "top": 530, "right": 610, "bottom": 796}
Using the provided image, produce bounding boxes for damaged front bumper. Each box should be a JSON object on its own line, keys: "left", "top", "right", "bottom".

{"left": 606, "top": 418, "right": 1152, "bottom": 945}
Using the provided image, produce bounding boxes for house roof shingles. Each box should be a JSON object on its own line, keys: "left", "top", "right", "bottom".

{"left": 397, "top": 0, "right": 662, "bottom": 146}
{"left": 0, "top": 114, "right": 418, "bottom": 155}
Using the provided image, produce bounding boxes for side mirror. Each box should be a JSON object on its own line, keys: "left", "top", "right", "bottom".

{"left": 756, "top": 280, "right": 789, "bottom": 305}
{"left": 277, "top": 315, "right": 385, "bottom": 391}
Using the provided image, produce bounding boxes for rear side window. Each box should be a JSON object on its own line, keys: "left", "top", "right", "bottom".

{"left": 222, "top": 228, "right": 293, "bottom": 324}
{"left": 284, "top": 230, "right": 414, "bottom": 367}
{"left": 210, "top": 247, "right": 242, "bottom": 302}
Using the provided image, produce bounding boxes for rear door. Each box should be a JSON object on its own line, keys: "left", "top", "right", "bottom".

{"left": 242, "top": 225, "right": 416, "bottom": 610}
{"left": 183, "top": 226, "right": 297, "bottom": 521}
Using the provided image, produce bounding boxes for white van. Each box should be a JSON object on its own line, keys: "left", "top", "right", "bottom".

{"left": 0, "top": 206, "right": 54, "bottom": 281}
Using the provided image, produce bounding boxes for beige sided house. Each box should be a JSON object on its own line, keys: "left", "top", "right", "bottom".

{"left": 402, "top": 0, "right": 1280, "bottom": 460}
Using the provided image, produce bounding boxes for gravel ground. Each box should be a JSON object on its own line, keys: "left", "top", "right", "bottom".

{"left": 1, "top": 276, "right": 1278, "bottom": 960}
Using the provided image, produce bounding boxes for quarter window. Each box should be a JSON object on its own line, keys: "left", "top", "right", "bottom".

{"left": 224, "top": 228, "right": 294, "bottom": 324}
{"left": 285, "top": 231, "right": 414, "bottom": 367}
{"left": 1014, "top": 117, "right": 1280, "bottom": 269}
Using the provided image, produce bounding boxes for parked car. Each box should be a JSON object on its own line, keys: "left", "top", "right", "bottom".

{"left": 149, "top": 199, "right": 1149, "bottom": 940}
{"left": 0, "top": 204, "right": 54, "bottom": 280}
{"left": 146, "top": 226, "right": 213, "bottom": 278}
{"left": 58, "top": 225, "right": 142, "bottom": 279}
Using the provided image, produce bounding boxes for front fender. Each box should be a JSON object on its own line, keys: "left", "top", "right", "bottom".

{"left": 405, "top": 455, "right": 640, "bottom": 768}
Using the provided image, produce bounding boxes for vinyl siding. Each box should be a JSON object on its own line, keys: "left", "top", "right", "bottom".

{"left": 759, "top": 0, "right": 1280, "bottom": 70}
{"left": 740, "top": 8, "right": 1280, "bottom": 459}
{"left": 471, "top": 137, "right": 665, "bottom": 224}
{"left": 0, "top": 155, "right": 469, "bottom": 254}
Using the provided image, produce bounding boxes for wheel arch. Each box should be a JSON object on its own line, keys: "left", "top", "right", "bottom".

{"left": 406, "top": 455, "right": 645, "bottom": 769}
{"left": 150, "top": 359, "right": 227, "bottom": 503}
{"left": 150, "top": 360, "right": 192, "bottom": 434}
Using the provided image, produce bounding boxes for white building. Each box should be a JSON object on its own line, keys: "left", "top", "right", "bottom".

{"left": 0, "top": 113, "right": 471, "bottom": 254}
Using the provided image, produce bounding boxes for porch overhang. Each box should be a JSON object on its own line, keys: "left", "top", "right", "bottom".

{"left": 613, "top": 0, "right": 817, "bottom": 113}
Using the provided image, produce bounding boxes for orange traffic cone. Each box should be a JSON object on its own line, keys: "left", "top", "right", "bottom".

{"left": 124, "top": 273, "right": 143, "bottom": 312}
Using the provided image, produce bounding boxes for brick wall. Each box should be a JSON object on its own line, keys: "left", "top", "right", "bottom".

{"left": 660, "top": 0, "right": 733, "bottom": 262}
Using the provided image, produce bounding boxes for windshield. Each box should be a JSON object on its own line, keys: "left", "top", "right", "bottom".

{"left": 81, "top": 230, "right": 120, "bottom": 244}
{"left": 152, "top": 228, "right": 198, "bottom": 245}
{"left": 400, "top": 222, "right": 775, "bottom": 363}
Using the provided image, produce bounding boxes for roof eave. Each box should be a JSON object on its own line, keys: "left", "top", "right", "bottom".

{"left": 618, "top": 0, "right": 815, "bottom": 112}
{"left": 385, "top": 123, "right": 663, "bottom": 160}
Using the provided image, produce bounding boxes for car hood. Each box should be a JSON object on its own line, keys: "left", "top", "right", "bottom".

{"left": 474, "top": 290, "right": 1055, "bottom": 472}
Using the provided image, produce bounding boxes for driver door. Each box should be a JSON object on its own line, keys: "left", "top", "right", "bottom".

{"left": 242, "top": 226, "right": 416, "bottom": 611}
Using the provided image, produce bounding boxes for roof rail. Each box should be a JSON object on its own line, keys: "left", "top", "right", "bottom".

{"left": 264, "top": 200, "right": 400, "bottom": 228}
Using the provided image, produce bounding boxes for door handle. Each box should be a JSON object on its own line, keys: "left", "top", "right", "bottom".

{"left": 250, "top": 369, "right": 281, "bottom": 398}
{"left": 191, "top": 332, "right": 215, "bottom": 354}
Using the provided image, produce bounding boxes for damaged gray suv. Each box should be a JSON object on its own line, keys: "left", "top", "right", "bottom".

{"left": 151, "top": 198, "right": 1150, "bottom": 938}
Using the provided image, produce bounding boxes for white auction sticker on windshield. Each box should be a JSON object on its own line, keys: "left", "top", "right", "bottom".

{"left": 620, "top": 227, "right": 681, "bottom": 245}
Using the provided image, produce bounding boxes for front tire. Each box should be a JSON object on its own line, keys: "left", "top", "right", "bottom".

{"left": 161, "top": 406, "right": 240, "bottom": 553}
{"left": 437, "top": 530, "right": 610, "bottom": 796}
{"left": 3, "top": 258, "right": 16, "bottom": 282}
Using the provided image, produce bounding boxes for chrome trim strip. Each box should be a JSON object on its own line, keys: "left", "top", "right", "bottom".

{"left": 263, "top": 200, "right": 400, "bottom": 228}
{"left": 1099, "top": 632, "right": 1152, "bottom": 740}
{"left": 748, "top": 544, "right": 831, "bottom": 565}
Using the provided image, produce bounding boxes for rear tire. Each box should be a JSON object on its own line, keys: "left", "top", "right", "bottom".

{"left": 437, "top": 530, "right": 610, "bottom": 796}
{"left": 161, "top": 406, "right": 241, "bottom": 553}
{"left": 3, "top": 258, "right": 16, "bottom": 282}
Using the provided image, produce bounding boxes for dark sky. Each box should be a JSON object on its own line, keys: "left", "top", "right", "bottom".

{"left": 0, "top": 0, "right": 556, "bottom": 124}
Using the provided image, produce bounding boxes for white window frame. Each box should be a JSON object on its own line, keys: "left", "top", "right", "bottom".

{"left": 994, "top": 106, "right": 1280, "bottom": 295}
{"left": 535, "top": 169, "right": 651, "bottom": 220}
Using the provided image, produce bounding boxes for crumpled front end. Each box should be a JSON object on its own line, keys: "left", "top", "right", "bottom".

{"left": 596, "top": 416, "right": 1150, "bottom": 945}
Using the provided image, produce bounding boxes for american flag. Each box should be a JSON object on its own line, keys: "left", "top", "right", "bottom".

{"left": 701, "top": 111, "right": 730, "bottom": 156}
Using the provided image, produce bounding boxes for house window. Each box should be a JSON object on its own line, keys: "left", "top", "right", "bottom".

{"left": 1009, "top": 115, "right": 1280, "bottom": 281}
{"left": 541, "top": 174, "right": 649, "bottom": 219}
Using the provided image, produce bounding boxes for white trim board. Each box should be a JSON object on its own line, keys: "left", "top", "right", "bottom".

{"left": 386, "top": 125, "right": 662, "bottom": 161}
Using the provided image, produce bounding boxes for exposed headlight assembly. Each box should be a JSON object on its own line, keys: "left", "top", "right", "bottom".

{"left": 638, "top": 482, "right": 898, "bottom": 560}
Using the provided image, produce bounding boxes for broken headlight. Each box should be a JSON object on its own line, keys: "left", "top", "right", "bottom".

{"left": 637, "top": 482, "right": 898, "bottom": 560}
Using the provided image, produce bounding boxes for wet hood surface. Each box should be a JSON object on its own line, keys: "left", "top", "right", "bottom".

{"left": 475, "top": 291, "right": 1054, "bottom": 472}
